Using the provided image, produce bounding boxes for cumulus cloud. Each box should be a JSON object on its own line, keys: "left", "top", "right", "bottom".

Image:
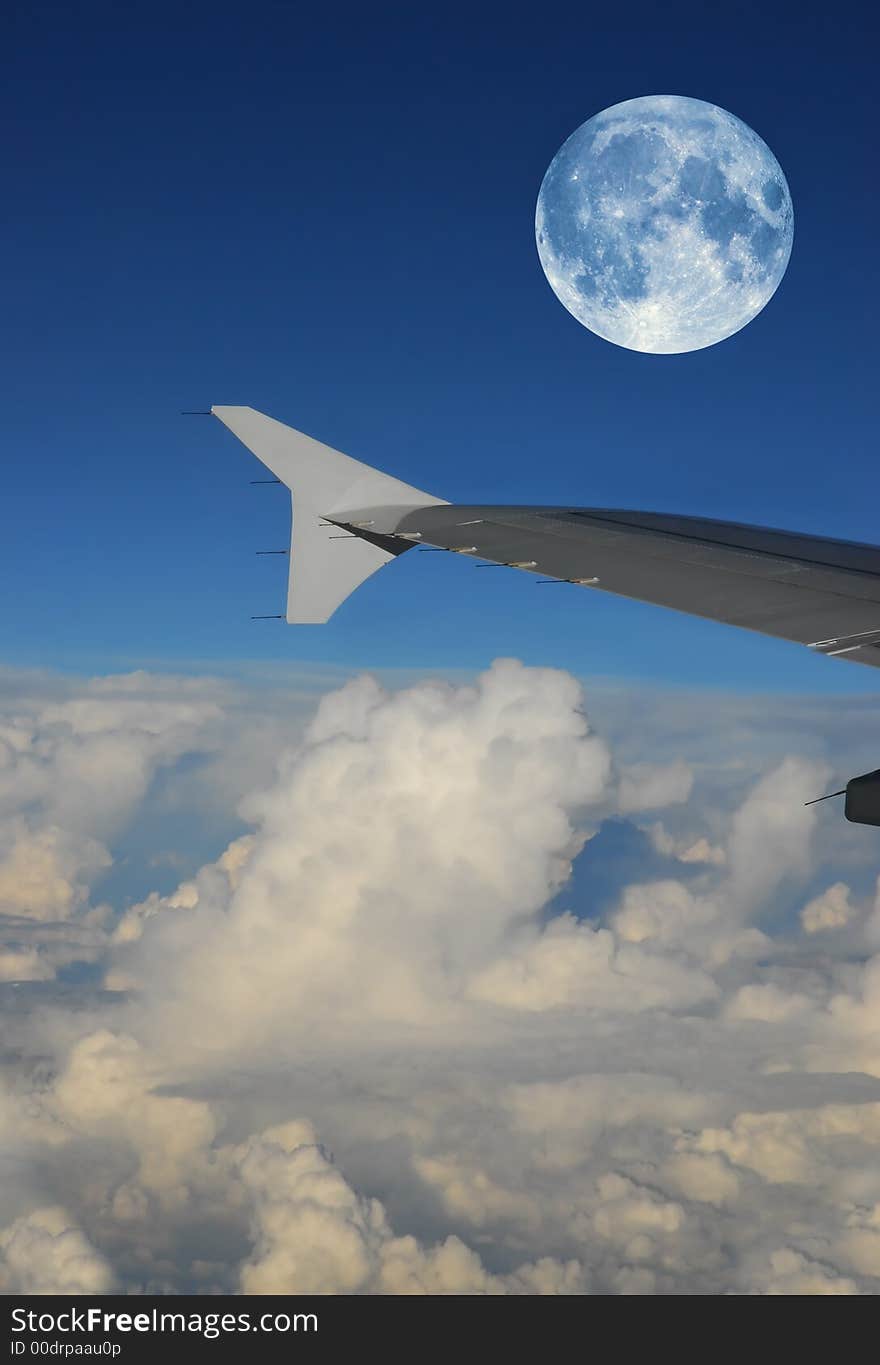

{"left": 0, "top": 659, "right": 879, "bottom": 1295}
{"left": 743, "top": 1248, "right": 858, "bottom": 1295}
{"left": 238, "top": 1122, "right": 583, "bottom": 1294}
{"left": 0, "top": 822, "right": 110, "bottom": 922}
{"left": 801, "top": 882, "right": 854, "bottom": 935}
{"left": 647, "top": 824, "right": 727, "bottom": 866}
{"left": 119, "top": 660, "right": 612, "bottom": 1056}
{"left": 468, "top": 910, "right": 718, "bottom": 1012}
{"left": 617, "top": 759, "right": 693, "bottom": 813}
{"left": 0, "top": 672, "right": 234, "bottom": 985}
{"left": 0, "top": 1208, "right": 114, "bottom": 1294}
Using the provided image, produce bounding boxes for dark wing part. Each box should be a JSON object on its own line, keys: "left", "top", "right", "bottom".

{"left": 386, "top": 505, "right": 880, "bottom": 669}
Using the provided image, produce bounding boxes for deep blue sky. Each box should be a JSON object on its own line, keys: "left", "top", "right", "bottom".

{"left": 3, "top": 0, "right": 876, "bottom": 690}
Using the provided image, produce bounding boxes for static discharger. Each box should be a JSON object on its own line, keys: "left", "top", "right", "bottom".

{"left": 475, "top": 560, "right": 538, "bottom": 570}
{"left": 256, "top": 550, "right": 288, "bottom": 555}
{"left": 183, "top": 410, "right": 281, "bottom": 483}
{"left": 536, "top": 576, "right": 601, "bottom": 586}
{"left": 416, "top": 545, "right": 479, "bottom": 555}
{"left": 251, "top": 614, "right": 285, "bottom": 620}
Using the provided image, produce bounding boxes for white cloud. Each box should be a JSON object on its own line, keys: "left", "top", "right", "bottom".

{"left": 617, "top": 759, "right": 693, "bottom": 813}
{"left": 118, "top": 660, "right": 612, "bottom": 1055}
{"left": 744, "top": 1248, "right": 858, "bottom": 1295}
{"left": 237, "top": 1122, "right": 584, "bottom": 1295}
{"left": 468, "top": 911, "right": 717, "bottom": 1013}
{"left": 51, "top": 1031, "right": 217, "bottom": 1203}
{"left": 724, "top": 757, "right": 828, "bottom": 915}
{"left": 724, "top": 983, "right": 813, "bottom": 1023}
{"left": 801, "top": 882, "right": 854, "bottom": 935}
{"left": 0, "top": 1208, "right": 114, "bottom": 1294}
{"left": 661, "top": 1152, "right": 740, "bottom": 1206}
{"left": 0, "top": 661, "right": 878, "bottom": 1295}
{"left": 0, "top": 671, "right": 245, "bottom": 984}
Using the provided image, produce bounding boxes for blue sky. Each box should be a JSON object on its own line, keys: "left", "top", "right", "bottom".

{"left": 2, "top": 0, "right": 875, "bottom": 690}
{"left": 4, "top": 5, "right": 880, "bottom": 1298}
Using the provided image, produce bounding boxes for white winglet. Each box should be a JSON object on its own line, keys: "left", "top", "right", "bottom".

{"left": 212, "top": 407, "right": 446, "bottom": 623}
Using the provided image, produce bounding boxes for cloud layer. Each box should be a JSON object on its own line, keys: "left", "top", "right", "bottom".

{"left": 1, "top": 660, "right": 880, "bottom": 1294}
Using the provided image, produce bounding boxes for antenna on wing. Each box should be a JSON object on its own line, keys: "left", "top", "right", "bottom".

{"left": 804, "top": 789, "right": 846, "bottom": 807}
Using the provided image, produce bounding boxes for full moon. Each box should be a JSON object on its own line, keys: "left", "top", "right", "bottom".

{"left": 535, "top": 95, "right": 793, "bottom": 354}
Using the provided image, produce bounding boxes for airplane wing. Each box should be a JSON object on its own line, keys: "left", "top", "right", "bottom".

{"left": 212, "top": 406, "right": 880, "bottom": 667}
{"left": 373, "top": 503, "right": 880, "bottom": 669}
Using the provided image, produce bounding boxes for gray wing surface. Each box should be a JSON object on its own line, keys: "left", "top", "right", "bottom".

{"left": 366, "top": 504, "right": 880, "bottom": 668}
